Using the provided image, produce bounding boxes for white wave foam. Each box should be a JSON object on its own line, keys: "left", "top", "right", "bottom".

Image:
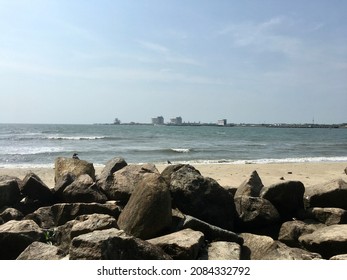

{"left": 171, "top": 148, "right": 190, "bottom": 153}
{"left": 47, "top": 136, "right": 106, "bottom": 140}
{"left": 2, "top": 146, "right": 64, "bottom": 155}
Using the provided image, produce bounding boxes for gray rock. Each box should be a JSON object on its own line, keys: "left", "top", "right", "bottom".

{"left": 53, "top": 172, "right": 76, "bottom": 202}
{"left": 169, "top": 164, "right": 235, "bottom": 230}
{"left": 240, "top": 232, "right": 322, "bottom": 260}
{"left": 330, "top": 254, "right": 347, "bottom": 260}
{"left": 21, "top": 172, "right": 54, "bottom": 204}
{"left": 147, "top": 228, "right": 204, "bottom": 260}
{"left": 181, "top": 215, "right": 243, "bottom": 245}
{"left": 304, "top": 179, "right": 347, "bottom": 209}
{"left": 299, "top": 224, "right": 347, "bottom": 259}
{"left": 97, "top": 157, "right": 128, "bottom": 191}
{"left": 0, "top": 220, "right": 44, "bottom": 259}
{"left": 202, "top": 241, "right": 241, "bottom": 260}
{"left": 234, "top": 196, "right": 280, "bottom": 229}
{"left": 54, "top": 157, "right": 95, "bottom": 183}
{"left": 71, "top": 213, "right": 118, "bottom": 238}
{"left": 306, "top": 207, "right": 347, "bottom": 225}
{"left": 117, "top": 173, "right": 172, "bottom": 239}
{"left": 16, "top": 241, "right": 65, "bottom": 260}
{"left": 104, "top": 163, "right": 159, "bottom": 203}
{"left": 25, "top": 202, "right": 121, "bottom": 228}
{"left": 234, "top": 170, "right": 263, "bottom": 197}
{"left": 69, "top": 228, "right": 171, "bottom": 260}
{"left": 278, "top": 220, "right": 325, "bottom": 248}
{"left": 0, "top": 207, "right": 24, "bottom": 222}
{"left": 260, "top": 181, "right": 305, "bottom": 220}
{"left": 62, "top": 174, "right": 108, "bottom": 203}
{"left": 0, "top": 177, "right": 21, "bottom": 209}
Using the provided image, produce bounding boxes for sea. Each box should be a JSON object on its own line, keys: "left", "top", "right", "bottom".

{"left": 0, "top": 123, "right": 347, "bottom": 168}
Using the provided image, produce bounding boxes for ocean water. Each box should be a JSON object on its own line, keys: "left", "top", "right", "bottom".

{"left": 0, "top": 123, "right": 347, "bottom": 168}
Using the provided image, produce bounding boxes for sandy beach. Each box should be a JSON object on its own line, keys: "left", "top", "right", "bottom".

{"left": 1, "top": 162, "right": 346, "bottom": 189}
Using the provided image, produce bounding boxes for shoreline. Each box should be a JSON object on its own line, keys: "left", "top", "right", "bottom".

{"left": 1, "top": 162, "right": 346, "bottom": 189}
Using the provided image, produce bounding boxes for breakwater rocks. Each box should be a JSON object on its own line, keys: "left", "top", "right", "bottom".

{"left": 1, "top": 157, "right": 347, "bottom": 260}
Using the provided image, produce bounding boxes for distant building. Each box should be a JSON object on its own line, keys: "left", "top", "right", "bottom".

{"left": 152, "top": 116, "right": 164, "bottom": 125}
{"left": 113, "top": 118, "right": 121, "bottom": 125}
{"left": 170, "top": 116, "right": 183, "bottom": 125}
{"left": 218, "top": 119, "right": 227, "bottom": 126}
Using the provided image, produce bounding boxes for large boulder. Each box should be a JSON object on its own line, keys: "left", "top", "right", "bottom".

{"left": 201, "top": 241, "right": 241, "bottom": 260}
{"left": 25, "top": 202, "right": 121, "bottom": 228}
{"left": 304, "top": 179, "right": 347, "bottom": 209}
{"left": 0, "top": 220, "right": 44, "bottom": 259}
{"left": 306, "top": 207, "right": 347, "bottom": 225}
{"left": 278, "top": 220, "right": 325, "bottom": 248}
{"left": 299, "top": 224, "right": 347, "bottom": 259}
{"left": 54, "top": 157, "right": 95, "bottom": 183}
{"left": 147, "top": 228, "right": 205, "bottom": 260}
{"left": 62, "top": 174, "right": 108, "bottom": 203}
{"left": 20, "top": 172, "right": 54, "bottom": 204}
{"left": 234, "top": 170, "right": 263, "bottom": 198}
{"left": 260, "top": 181, "right": 305, "bottom": 220}
{"left": 0, "top": 176, "right": 21, "bottom": 208}
{"left": 181, "top": 215, "right": 243, "bottom": 245}
{"left": 117, "top": 173, "right": 172, "bottom": 239}
{"left": 102, "top": 163, "right": 159, "bottom": 204}
{"left": 69, "top": 228, "right": 171, "bottom": 260}
{"left": 96, "top": 157, "right": 127, "bottom": 191}
{"left": 167, "top": 164, "right": 235, "bottom": 231}
{"left": 240, "top": 232, "right": 322, "bottom": 260}
{"left": 234, "top": 196, "right": 280, "bottom": 229}
{"left": 16, "top": 241, "right": 65, "bottom": 260}
{"left": 0, "top": 208, "right": 24, "bottom": 223}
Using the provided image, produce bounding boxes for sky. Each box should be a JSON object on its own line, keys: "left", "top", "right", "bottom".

{"left": 0, "top": 0, "right": 346, "bottom": 124}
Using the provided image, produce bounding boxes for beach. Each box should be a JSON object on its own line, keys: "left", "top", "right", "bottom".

{"left": 1, "top": 162, "right": 346, "bottom": 189}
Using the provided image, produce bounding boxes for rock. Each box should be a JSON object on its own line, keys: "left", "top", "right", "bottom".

{"left": 25, "top": 202, "right": 121, "bottom": 228}
{"left": 70, "top": 213, "right": 118, "bottom": 238}
{"left": 96, "top": 157, "right": 127, "bottom": 191}
{"left": 103, "top": 163, "right": 159, "bottom": 203}
{"left": 117, "top": 173, "right": 172, "bottom": 239}
{"left": 54, "top": 214, "right": 118, "bottom": 254}
{"left": 16, "top": 241, "right": 65, "bottom": 260}
{"left": 278, "top": 220, "right": 325, "bottom": 248}
{"left": 299, "top": 224, "right": 347, "bottom": 259}
{"left": 69, "top": 228, "right": 171, "bottom": 260}
{"left": 201, "top": 241, "right": 241, "bottom": 260}
{"left": 260, "top": 181, "right": 305, "bottom": 220}
{"left": 0, "top": 220, "right": 44, "bottom": 259}
{"left": 181, "top": 215, "right": 243, "bottom": 245}
{"left": 234, "top": 196, "right": 280, "bottom": 229}
{"left": 306, "top": 207, "right": 347, "bottom": 225}
{"left": 168, "top": 164, "right": 235, "bottom": 230}
{"left": 330, "top": 254, "right": 347, "bottom": 260}
{"left": 345, "top": 167, "right": 347, "bottom": 175}
{"left": 304, "top": 179, "right": 347, "bottom": 209}
{"left": 21, "top": 172, "right": 54, "bottom": 204}
{"left": 0, "top": 176, "right": 21, "bottom": 208}
{"left": 53, "top": 172, "right": 76, "bottom": 202}
{"left": 160, "top": 164, "right": 189, "bottom": 184}
{"left": 54, "top": 157, "right": 96, "bottom": 183}
{"left": 0, "top": 207, "right": 24, "bottom": 222}
{"left": 240, "top": 232, "right": 322, "bottom": 260}
{"left": 147, "top": 228, "right": 205, "bottom": 260}
{"left": 234, "top": 170, "right": 263, "bottom": 197}
{"left": 62, "top": 174, "right": 108, "bottom": 203}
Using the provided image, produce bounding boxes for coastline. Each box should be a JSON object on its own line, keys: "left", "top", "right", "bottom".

{"left": 1, "top": 162, "right": 346, "bottom": 189}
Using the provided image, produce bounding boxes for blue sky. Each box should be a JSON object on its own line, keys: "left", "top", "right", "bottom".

{"left": 0, "top": 0, "right": 346, "bottom": 124}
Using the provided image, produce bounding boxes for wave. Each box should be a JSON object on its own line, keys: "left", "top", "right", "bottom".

{"left": 165, "top": 156, "right": 347, "bottom": 165}
{"left": 1, "top": 146, "right": 64, "bottom": 155}
{"left": 170, "top": 148, "right": 191, "bottom": 153}
{"left": 46, "top": 136, "right": 107, "bottom": 140}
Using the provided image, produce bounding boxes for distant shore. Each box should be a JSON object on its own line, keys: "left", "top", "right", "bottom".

{"left": 1, "top": 162, "right": 346, "bottom": 189}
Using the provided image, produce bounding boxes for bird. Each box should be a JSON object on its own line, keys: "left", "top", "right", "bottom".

{"left": 72, "top": 153, "right": 79, "bottom": 160}
{"left": 167, "top": 160, "right": 172, "bottom": 164}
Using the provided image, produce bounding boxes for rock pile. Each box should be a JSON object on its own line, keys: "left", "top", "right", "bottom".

{"left": 1, "top": 157, "right": 347, "bottom": 260}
